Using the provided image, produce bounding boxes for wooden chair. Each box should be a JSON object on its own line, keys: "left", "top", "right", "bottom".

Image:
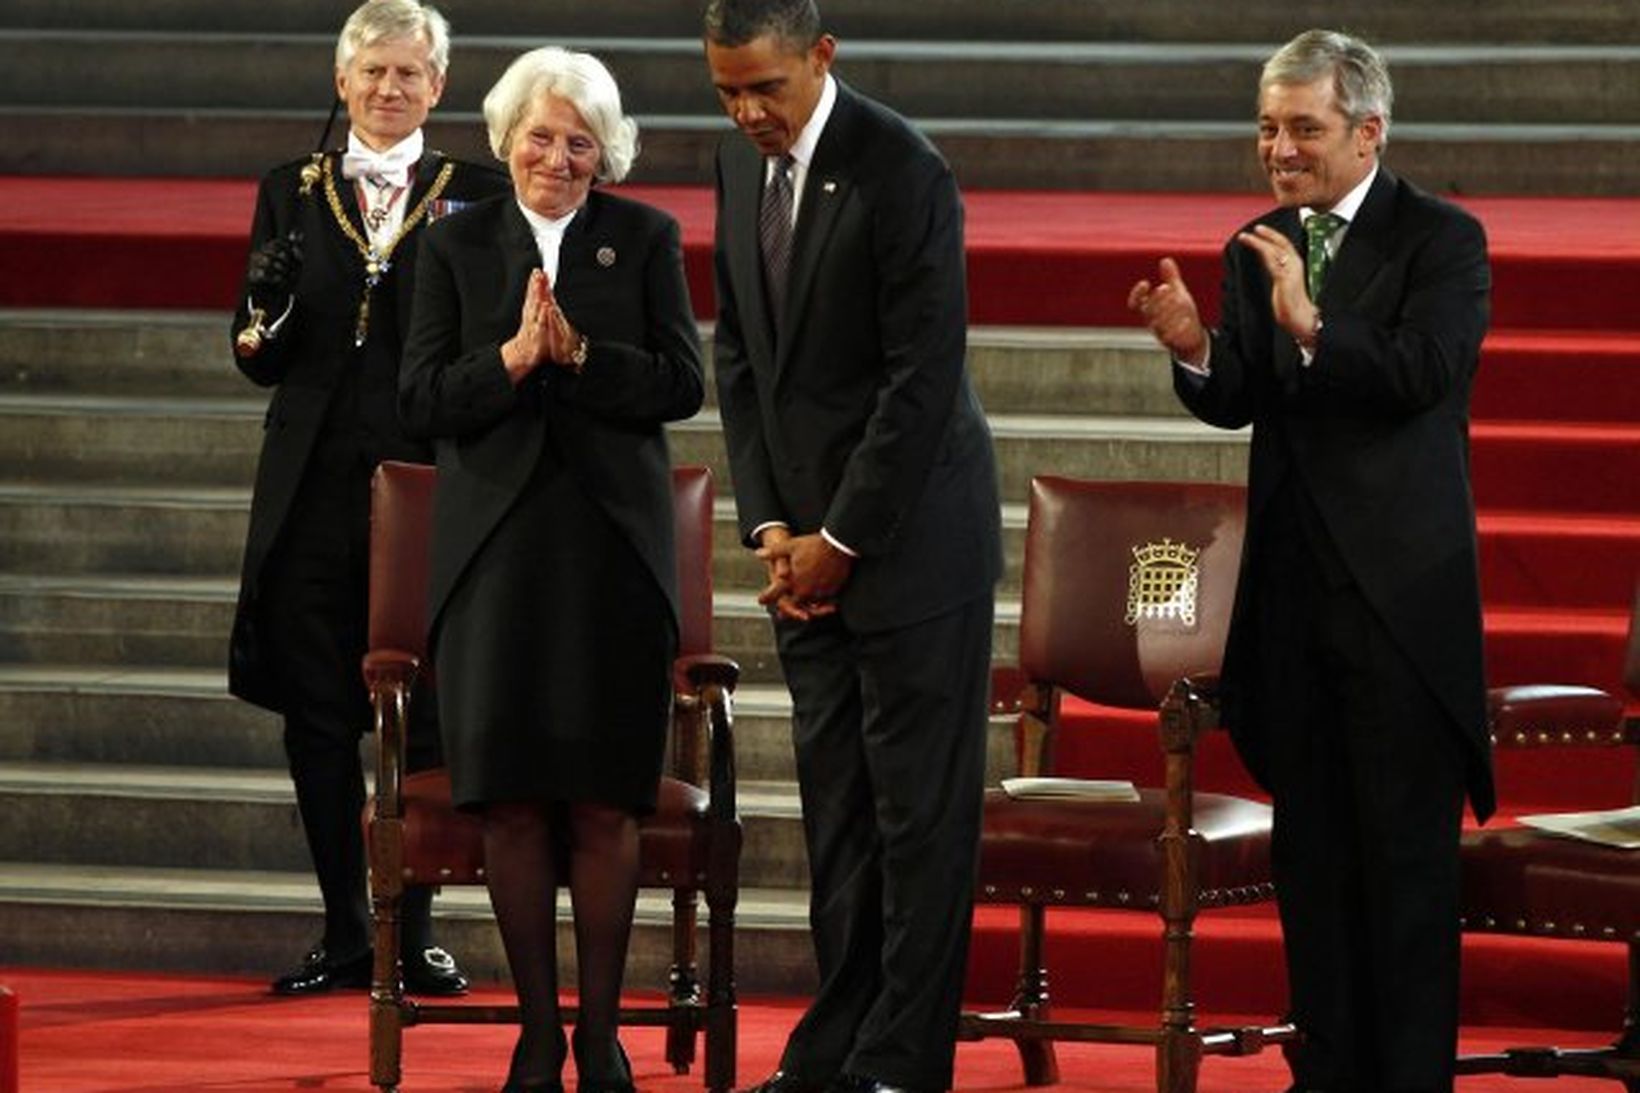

{"left": 1455, "top": 579, "right": 1640, "bottom": 1088}
{"left": 362, "top": 460, "right": 741, "bottom": 1093}
{"left": 960, "top": 475, "right": 1297, "bottom": 1093}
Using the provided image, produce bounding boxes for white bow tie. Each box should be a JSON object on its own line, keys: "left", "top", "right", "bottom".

{"left": 340, "top": 147, "right": 416, "bottom": 189}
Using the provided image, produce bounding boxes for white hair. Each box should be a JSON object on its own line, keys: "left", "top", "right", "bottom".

{"left": 482, "top": 47, "right": 640, "bottom": 184}
{"left": 336, "top": 0, "right": 451, "bottom": 79}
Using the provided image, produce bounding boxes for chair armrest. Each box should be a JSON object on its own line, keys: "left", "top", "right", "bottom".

{"left": 362, "top": 649, "right": 421, "bottom": 817}
{"left": 363, "top": 649, "right": 421, "bottom": 692}
{"left": 676, "top": 653, "right": 740, "bottom": 695}
{"left": 673, "top": 654, "right": 740, "bottom": 822}
{"left": 1487, "top": 684, "right": 1626, "bottom": 748}
{"left": 1174, "top": 672, "right": 1223, "bottom": 731}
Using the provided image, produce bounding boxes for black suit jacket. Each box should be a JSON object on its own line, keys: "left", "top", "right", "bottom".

{"left": 712, "top": 80, "right": 1002, "bottom": 632}
{"left": 399, "top": 189, "right": 704, "bottom": 647}
{"left": 228, "top": 149, "right": 508, "bottom": 711}
{"left": 1176, "top": 166, "right": 1495, "bottom": 818}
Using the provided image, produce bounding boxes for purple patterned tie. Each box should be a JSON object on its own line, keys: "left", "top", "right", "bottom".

{"left": 759, "top": 154, "right": 796, "bottom": 329}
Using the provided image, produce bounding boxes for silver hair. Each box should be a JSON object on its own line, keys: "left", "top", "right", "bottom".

{"left": 483, "top": 47, "right": 640, "bottom": 184}
{"left": 1261, "top": 28, "right": 1393, "bottom": 148}
{"left": 336, "top": 0, "right": 451, "bottom": 80}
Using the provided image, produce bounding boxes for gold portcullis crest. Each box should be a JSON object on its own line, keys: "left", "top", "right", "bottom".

{"left": 1125, "top": 538, "right": 1201, "bottom": 627}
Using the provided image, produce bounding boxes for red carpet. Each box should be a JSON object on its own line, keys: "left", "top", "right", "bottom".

{"left": 4, "top": 178, "right": 1640, "bottom": 330}
{"left": 0, "top": 968, "right": 1620, "bottom": 1092}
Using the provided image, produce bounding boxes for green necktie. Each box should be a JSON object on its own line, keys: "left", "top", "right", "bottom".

{"left": 1304, "top": 212, "right": 1345, "bottom": 300}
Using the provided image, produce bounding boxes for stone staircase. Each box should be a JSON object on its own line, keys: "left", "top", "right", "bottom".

{"left": 0, "top": 307, "right": 1204, "bottom": 989}
{"left": 1, "top": 0, "right": 1638, "bottom": 192}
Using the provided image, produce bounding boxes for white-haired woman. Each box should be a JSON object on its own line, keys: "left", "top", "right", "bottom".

{"left": 400, "top": 46, "right": 704, "bottom": 1093}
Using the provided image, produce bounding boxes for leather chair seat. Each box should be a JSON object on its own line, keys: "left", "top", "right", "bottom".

{"left": 1461, "top": 824, "right": 1640, "bottom": 940}
{"left": 978, "top": 788, "right": 1275, "bottom": 909}
{"left": 398, "top": 769, "right": 712, "bottom": 888}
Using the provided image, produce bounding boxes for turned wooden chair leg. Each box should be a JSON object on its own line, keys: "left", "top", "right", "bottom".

{"left": 367, "top": 778, "right": 407, "bottom": 1092}
{"left": 705, "top": 882, "right": 738, "bottom": 1093}
{"left": 1011, "top": 903, "right": 1060, "bottom": 1086}
{"left": 666, "top": 888, "right": 701, "bottom": 1074}
{"left": 1621, "top": 941, "right": 1640, "bottom": 1091}
{"left": 1158, "top": 1030, "right": 1202, "bottom": 1093}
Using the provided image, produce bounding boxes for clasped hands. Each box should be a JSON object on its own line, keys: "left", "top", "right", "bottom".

{"left": 1127, "top": 225, "right": 1319, "bottom": 354}
{"left": 502, "top": 268, "right": 585, "bottom": 382}
{"left": 756, "top": 526, "right": 852, "bottom": 622}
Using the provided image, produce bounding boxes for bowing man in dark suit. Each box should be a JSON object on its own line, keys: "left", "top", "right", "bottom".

{"left": 399, "top": 46, "right": 704, "bottom": 1093}
{"left": 228, "top": 0, "right": 507, "bottom": 998}
{"left": 1129, "top": 29, "right": 1493, "bottom": 1093}
{"left": 703, "top": 3, "right": 1003, "bottom": 1092}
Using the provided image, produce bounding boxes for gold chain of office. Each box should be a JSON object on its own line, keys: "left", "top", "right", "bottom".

{"left": 322, "top": 154, "right": 455, "bottom": 346}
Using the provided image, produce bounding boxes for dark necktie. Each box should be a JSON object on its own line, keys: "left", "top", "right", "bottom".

{"left": 1304, "top": 211, "right": 1345, "bottom": 301}
{"left": 759, "top": 154, "right": 796, "bottom": 327}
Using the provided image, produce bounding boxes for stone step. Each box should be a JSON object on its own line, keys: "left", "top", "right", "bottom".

{"left": 0, "top": 572, "right": 244, "bottom": 667}
{"left": 0, "top": 861, "right": 819, "bottom": 995}
{"left": 7, "top": 33, "right": 1636, "bottom": 126}
{"left": 0, "top": 666, "right": 1020, "bottom": 787}
{"left": 0, "top": 310, "right": 1179, "bottom": 418}
{"left": 0, "top": 481, "right": 1027, "bottom": 595}
{"left": 2, "top": 0, "right": 1632, "bottom": 45}
{"left": 0, "top": 485, "right": 1023, "bottom": 603}
{"left": 0, "top": 760, "right": 816, "bottom": 889}
{"left": 0, "top": 574, "right": 1021, "bottom": 685}
{"left": 0, "top": 309, "right": 247, "bottom": 398}
{"left": 0, "top": 483, "right": 250, "bottom": 574}
{"left": 0, "top": 396, "right": 1248, "bottom": 503}
{"left": 0, "top": 664, "right": 284, "bottom": 768}
{"left": 0, "top": 393, "right": 265, "bottom": 486}
{"left": 674, "top": 413, "right": 1249, "bottom": 507}
{"left": 7, "top": 107, "right": 1639, "bottom": 194}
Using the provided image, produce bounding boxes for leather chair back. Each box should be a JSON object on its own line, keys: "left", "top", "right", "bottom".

{"left": 368, "top": 461, "right": 437, "bottom": 660}
{"left": 672, "top": 465, "right": 714, "bottom": 659}
{"left": 368, "top": 461, "right": 715, "bottom": 661}
{"left": 1020, "top": 476, "right": 1246, "bottom": 709}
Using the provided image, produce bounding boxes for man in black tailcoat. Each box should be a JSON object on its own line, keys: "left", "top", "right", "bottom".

{"left": 1129, "top": 28, "right": 1493, "bottom": 1093}
{"left": 228, "top": 0, "right": 506, "bottom": 996}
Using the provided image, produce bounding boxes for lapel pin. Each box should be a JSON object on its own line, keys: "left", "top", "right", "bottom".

{"left": 596, "top": 246, "right": 616, "bottom": 267}
{"left": 822, "top": 180, "right": 837, "bottom": 194}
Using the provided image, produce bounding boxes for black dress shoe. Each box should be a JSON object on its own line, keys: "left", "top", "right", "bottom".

{"left": 402, "top": 944, "right": 470, "bottom": 995}
{"left": 269, "top": 944, "right": 372, "bottom": 995}
{"left": 502, "top": 1024, "right": 567, "bottom": 1093}
{"left": 742, "top": 1071, "right": 832, "bottom": 1093}
{"left": 572, "top": 1028, "right": 636, "bottom": 1093}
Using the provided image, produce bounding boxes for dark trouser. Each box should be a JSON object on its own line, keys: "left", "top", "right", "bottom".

{"left": 260, "top": 464, "right": 442, "bottom": 957}
{"left": 1254, "top": 529, "right": 1467, "bottom": 1093}
{"left": 774, "top": 594, "right": 993, "bottom": 1092}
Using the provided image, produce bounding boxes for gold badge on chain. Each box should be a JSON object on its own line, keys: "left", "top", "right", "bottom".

{"left": 321, "top": 156, "right": 454, "bottom": 346}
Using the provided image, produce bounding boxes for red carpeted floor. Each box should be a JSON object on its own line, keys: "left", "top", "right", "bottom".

{"left": 0, "top": 968, "right": 1621, "bottom": 1092}
{"left": 4, "top": 178, "right": 1640, "bottom": 331}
